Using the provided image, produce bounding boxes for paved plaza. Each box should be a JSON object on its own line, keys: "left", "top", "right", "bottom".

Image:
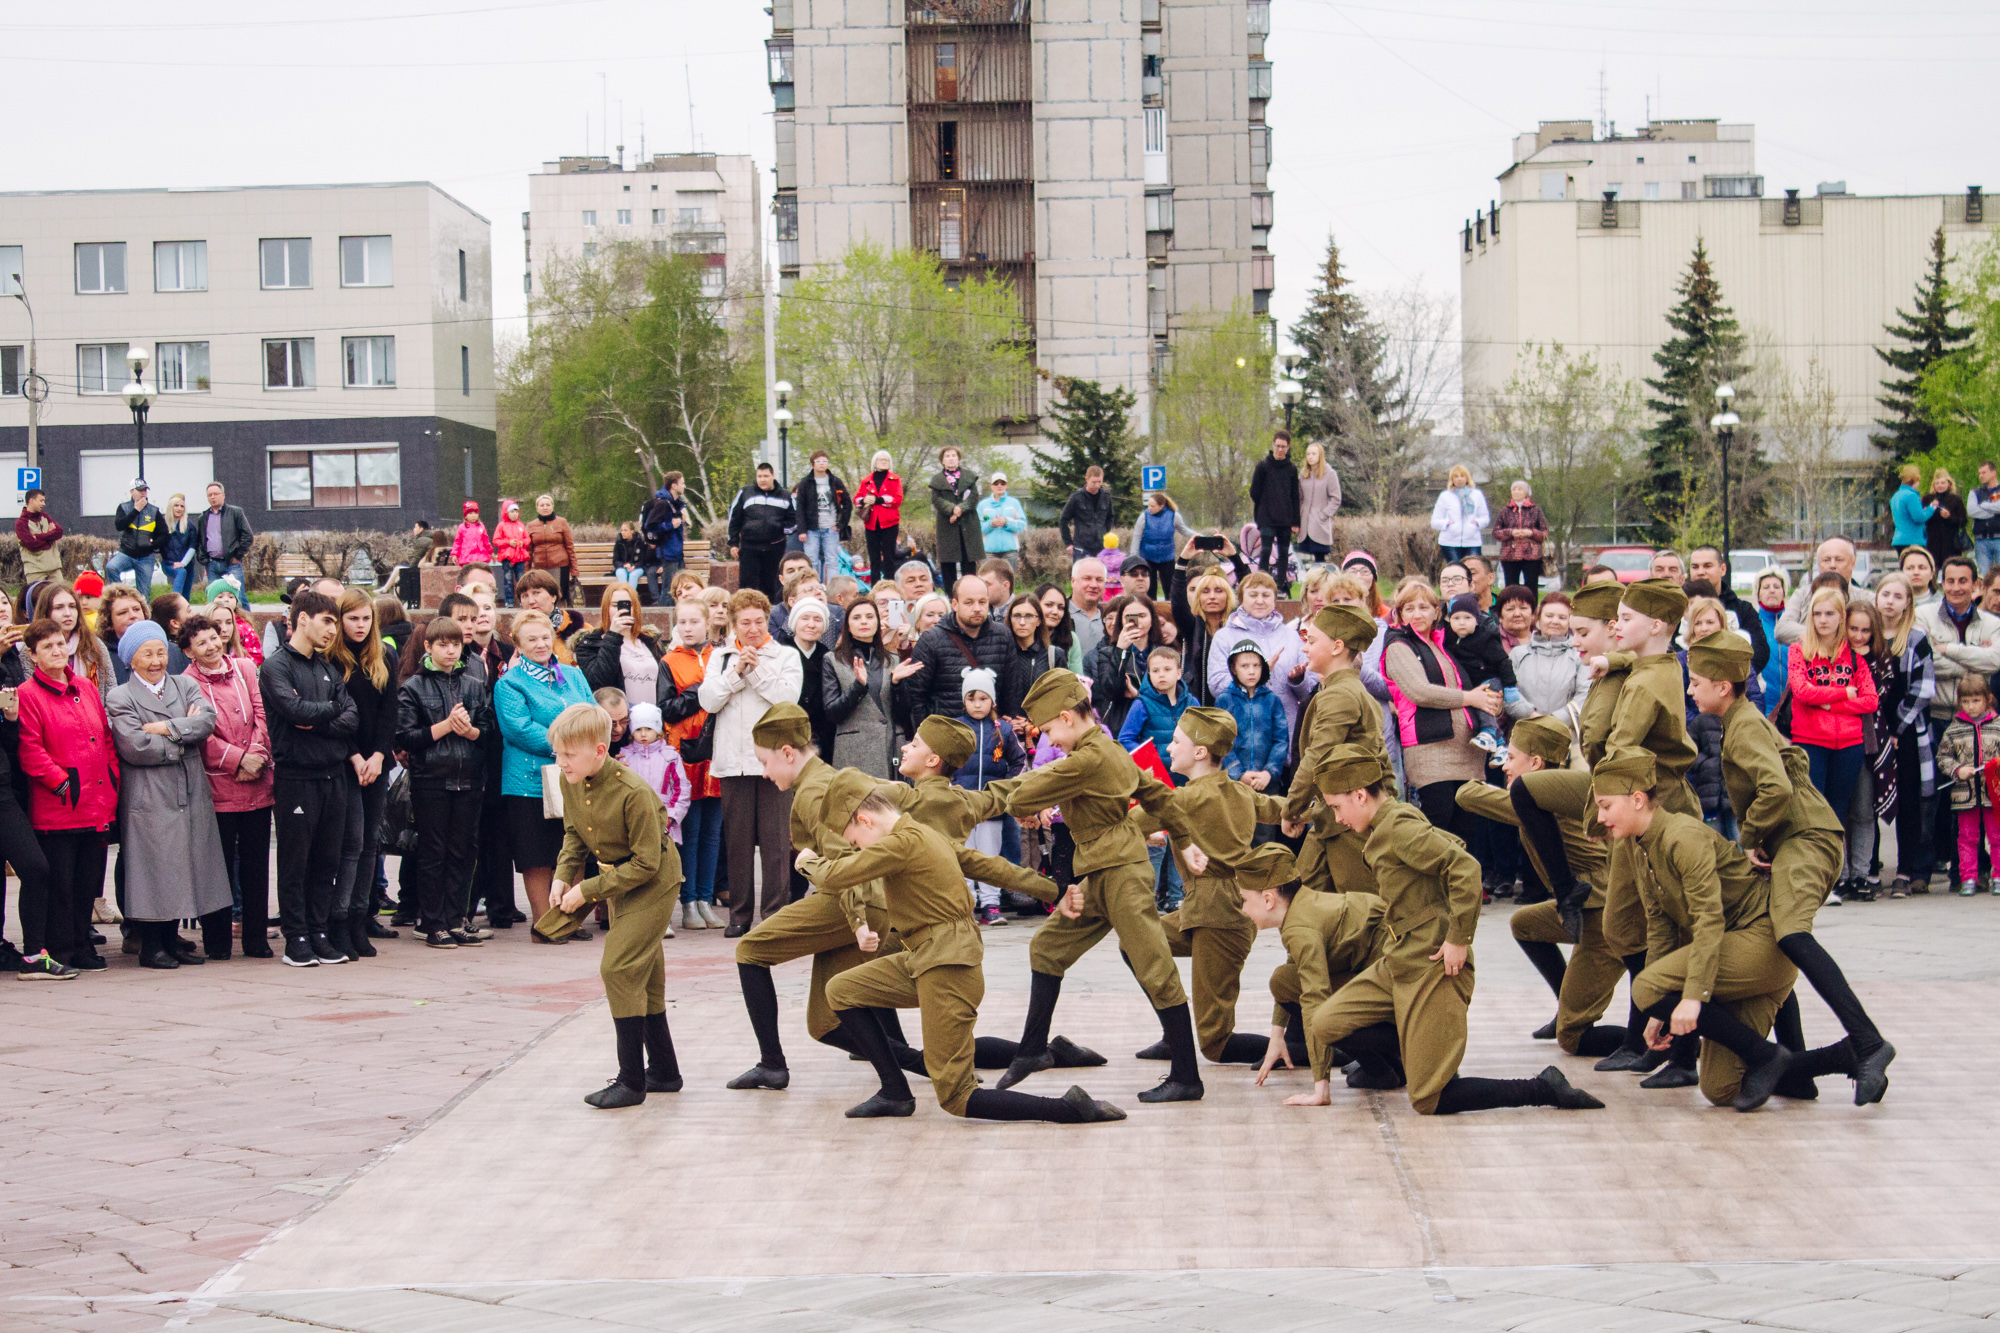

{"left": 5, "top": 873, "right": 1997, "bottom": 1332}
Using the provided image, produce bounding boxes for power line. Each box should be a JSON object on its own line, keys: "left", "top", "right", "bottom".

{"left": 7, "top": 0, "right": 611, "bottom": 33}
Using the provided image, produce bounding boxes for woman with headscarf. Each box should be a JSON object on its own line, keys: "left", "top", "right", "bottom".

{"left": 495, "top": 609, "right": 596, "bottom": 936}
{"left": 182, "top": 611, "right": 275, "bottom": 959}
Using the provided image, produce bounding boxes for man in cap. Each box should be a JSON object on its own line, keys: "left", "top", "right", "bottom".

{"left": 1303, "top": 743, "right": 1604, "bottom": 1115}
{"left": 108, "top": 478, "right": 167, "bottom": 593}
{"left": 800, "top": 769, "right": 1125, "bottom": 1125}
{"left": 1590, "top": 752, "right": 1804, "bottom": 1111}
{"left": 994, "top": 669, "right": 1207, "bottom": 1103}
{"left": 1282, "top": 603, "right": 1387, "bottom": 894}
{"left": 1689, "top": 630, "right": 1895, "bottom": 1104}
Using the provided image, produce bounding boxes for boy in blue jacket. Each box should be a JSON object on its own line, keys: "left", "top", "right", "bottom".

{"left": 954, "top": 668, "right": 1028, "bottom": 925}
{"left": 1119, "top": 644, "right": 1195, "bottom": 908}
{"left": 1216, "top": 639, "right": 1289, "bottom": 792}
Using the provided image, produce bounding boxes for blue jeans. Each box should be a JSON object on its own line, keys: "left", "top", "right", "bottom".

{"left": 1150, "top": 842, "right": 1183, "bottom": 911}
{"left": 649, "top": 560, "right": 680, "bottom": 605}
{"left": 1802, "top": 743, "right": 1864, "bottom": 841}
{"left": 1977, "top": 538, "right": 2000, "bottom": 576}
{"left": 167, "top": 558, "right": 196, "bottom": 597}
{"left": 678, "top": 796, "right": 723, "bottom": 904}
{"left": 203, "top": 557, "right": 244, "bottom": 592}
{"left": 105, "top": 552, "right": 157, "bottom": 592}
{"left": 614, "top": 566, "right": 644, "bottom": 590}
{"left": 498, "top": 560, "right": 525, "bottom": 606}
{"left": 801, "top": 527, "right": 842, "bottom": 581}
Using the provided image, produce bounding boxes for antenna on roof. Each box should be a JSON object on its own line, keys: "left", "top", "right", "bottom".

{"left": 1596, "top": 62, "right": 1608, "bottom": 139}
{"left": 686, "top": 64, "right": 699, "bottom": 152}
{"left": 616, "top": 99, "right": 625, "bottom": 168}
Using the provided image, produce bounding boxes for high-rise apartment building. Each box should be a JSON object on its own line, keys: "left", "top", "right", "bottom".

{"left": 768, "top": 0, "right": 1273, "bottom": 429}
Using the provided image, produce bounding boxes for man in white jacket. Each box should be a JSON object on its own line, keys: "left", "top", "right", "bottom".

{"left": 699, "top": 588, "right": 804, "bottom": 936}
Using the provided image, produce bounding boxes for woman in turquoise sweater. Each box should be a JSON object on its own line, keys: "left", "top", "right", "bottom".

{"left": 494, "top": 609, "right": 596, "bottom": 937}
{"left": 1891, "top": 462, "right": 1939, "bottom": 549}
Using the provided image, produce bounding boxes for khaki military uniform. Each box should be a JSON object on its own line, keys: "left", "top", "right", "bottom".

{"left": 1006, "top": 723, "right": 1186, "bottom": 1008}
{"left": 1309, "top": 800, "right": 1484, "bottom": 1114}
{"left": 808, "top": 817, "right": 1055, "bottom": 1115}
{"left": 1457, "top": 781, "right": 1625, "bottom": 1055}
{"left": 1266, "top": 890, "right": 1388, "bottom": 1079}
{"left": 1718, "top": 695, "right": 1845, "bottom": 939}
{"left": 890, "top": 772, "right": 1018, "bottom": 842}
{"left": 735, "top": 755, "right": 897, "bottom": 1040}
{"left": 1287, "top": 666, "right": 1387, "bottom": 894}
{"left": 554, "top": 759, "right": 684, "bottom": 1020}
{"left": 1591, "top": 650, "right": 1703, "bottom": 955}
{"left": 1627, "top": 810, "right": 1798, "bottom": 1107}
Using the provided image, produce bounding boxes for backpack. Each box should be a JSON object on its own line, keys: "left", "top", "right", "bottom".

{"left": 380, "top": 767, "right": 419, "bottom": 855}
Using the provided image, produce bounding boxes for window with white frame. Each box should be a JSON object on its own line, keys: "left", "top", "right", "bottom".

{"left": 268, "top": 444, "right": 401, "bottom": 510}
{"left": 154, "top": 241, "right": 208, "bottom": 292}
{"left": 701, "top": 262, "right": 725, "bottom": 298}
{"left": 261, "top": 238, "right": 311, "bottom": 288}
{"left": 343, "top": 336, "right": 395, "bottom": 388}
{"left": 339, "top": 235, "right": 393, "bottom": 287}
{"left": 77, "top": 343, "right": 129, "bottom": 394}
{"left": 582, "top": 210, "right": 597, "bottom": 226}
{"left": 1145, "top": 192, "right": 1174, "bottom": 232}
{"left": 652, "top": 208, "right": 666, "bottom": 224}
{"left": 678, "top": 207, "right": 701, "bottom": 226}
{"left": 75, "top": 243, "right": 127, "bottom": 294}
{"left": 155, "top": 342, "right": 210, "bottom": 392}
{"left": 617, "top": 209, "right": 632, "bottom": 225}
{"left": 1, "top": 345, "right": 21, "bottom": 396}
{"left": 0, "top": 247, "right": 20, "bottom": 296}
{"left": 264, "top": 338, "right": 315, "bottom": 389}
{"left": 1144, "top": 107, "right": 1165, "bottom": 154}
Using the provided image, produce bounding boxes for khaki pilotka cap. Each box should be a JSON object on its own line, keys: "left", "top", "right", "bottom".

{"left": 1569, "top": 582, "right": 1624, "bottom": 622}
{"left": 1314, "top": 743, "right": 1391, "bottom": 796}
{"left": 1687, "top": 629, "right": 1754, "bottom": 684}
{"left": 1592, "top": 751, "right": 1657, "bottom": 796}
{"left": 1021, "top": 668, "right": 1090, "bottom": 726}
{"left": 1235, "top": 842, "right": 1300, "bottom": 893}
{"left": 1176, "top": 706, "right": 1238, "bottom": 758}
{"left": 751, "top": 703, "right": 813, "bottom": 750}
{"left": 1509, "top": 714, "right": 1575, "bottom": 768}
{"left": 1621, "top": 577, "right": 1688, "bottom": 625}
{"left": 916, "top": 715, "right": 977, "bottom": 771}
{"left": 1311, "top": 604, "right": 1379, "bottom": 653}
{"left": 818, "top": 767, "right": 883, "bottom": 835}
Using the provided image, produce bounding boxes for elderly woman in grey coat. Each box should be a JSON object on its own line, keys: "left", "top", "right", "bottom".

{"left": 106, "top": 620, "right": 231, "bottom": 969}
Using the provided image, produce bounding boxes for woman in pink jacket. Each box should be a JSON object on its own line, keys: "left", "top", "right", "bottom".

{"left": 450, "top": 500, "right": 494, "bottom": 567}
{"left": 15, "top": 616, "right": 120, "bottom": 975}
{"left": 492, "top": 499, "right": 532, "bottom": 606}
{"left": 183, "top": 612, "right": 277, "bottom": 960}
{"left": 1787, "top": 585, "right": 1879, "bottom": 833}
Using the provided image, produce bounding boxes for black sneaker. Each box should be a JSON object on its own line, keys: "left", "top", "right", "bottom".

{"left": 310, "top": 933, "right": 350, "bottom": 964}
{"left": 16, "top": 951, "right": 78, "bottom": 980}
{"left": 0, "top": 939, "right": 26, "bottom": 973}
{"left": 424, "top": 930, "right": 460, "bottom": 949}
{"left": 446, "top": 928, "right": 485, "bottom": 948}
{"left": 283, "top": 937, "right": 320, "bottom": 968}
{"left": 67, "top": 951, "right": 108, "bottom": 972}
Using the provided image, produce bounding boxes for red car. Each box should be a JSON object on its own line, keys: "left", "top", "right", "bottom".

{"left": 1590, "top": 546, "right": 1656, "bottom": 584}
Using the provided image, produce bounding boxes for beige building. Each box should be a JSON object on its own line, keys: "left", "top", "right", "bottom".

{"left": 0, "top": 182, "right": 493, "bottom": 531}
{"left": 1462, "top": 119, "right": 1999, "bottom": 539}
{"left": 769, "top": 0, "right": 1273, "bottom": 430}
{"left": 523, "top": 153, "right": 763, "bottom": 327}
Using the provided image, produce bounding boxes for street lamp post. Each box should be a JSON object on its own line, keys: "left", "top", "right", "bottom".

{"left": 8, "top": 273, "right": 44, "bottom": 468}
{"left": 1276, "top": 352, "right": 1304, "bottom": 431}
{"left": 122, "top": 344, "right": 156, "bottom": 485}
{"left": 1709, "top": 383, "right": 1740, "bottom": 570}
{"left": 773, "top": 380, "right": 794, "bottom": 488}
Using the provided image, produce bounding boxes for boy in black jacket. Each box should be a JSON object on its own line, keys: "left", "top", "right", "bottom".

{"left": 397, "top": 617, "right": 495, "bottom": 948}
{"left": 1442, "top": 593, "right": 1517, "bottom": 765}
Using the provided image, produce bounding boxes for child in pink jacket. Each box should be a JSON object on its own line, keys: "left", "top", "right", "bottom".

{"left": 619, "top": 702, "right": 691, "bottom": 844}
{"left": 450, "top": 500, "right": 494, "bottom": 566}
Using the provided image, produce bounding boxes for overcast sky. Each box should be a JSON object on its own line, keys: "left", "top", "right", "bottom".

{"left": 5, "top": 0, "right": 1995, "bottom": 355}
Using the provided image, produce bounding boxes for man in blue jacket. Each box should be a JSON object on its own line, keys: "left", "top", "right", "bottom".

{"left": 642, "top": 473, "right": 688, "bottom": 605}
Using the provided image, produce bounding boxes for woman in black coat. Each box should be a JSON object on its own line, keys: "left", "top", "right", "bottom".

{"left": 1006, "top": 593, "right": 1061, "bottom": 699}
{"left": 573, "top": 585, "right": 671, "bottom": 709}
{"left": 1086, "top": 593, "right": 1163, "bottom": 738}
{"left": 1926, "top": 469, "right": 1971, "bottom": 568}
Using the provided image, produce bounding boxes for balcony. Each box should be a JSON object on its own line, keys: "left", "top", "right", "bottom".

{"left": 672, "top": 227, "right": 728, "bottom": 255}
{"left": 777, "top": 238, "right": 800, "bottom": 270}
{"left": 907, "top": 0, "right": 1029, "bottom": 24}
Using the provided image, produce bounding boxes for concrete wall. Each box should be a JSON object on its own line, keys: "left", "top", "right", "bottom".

{"left": 793, "top": 0, "right": 912, "bottom": 269}
{"left": 1160, "top": 0, "right": 1253, "bottom": 324}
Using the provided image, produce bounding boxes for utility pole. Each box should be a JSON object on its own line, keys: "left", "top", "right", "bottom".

{"left": 763, "top": 242, "right": 779, "bottom": 473}
{"left": 8, "top": 273, "right": 40, "bottom": 468}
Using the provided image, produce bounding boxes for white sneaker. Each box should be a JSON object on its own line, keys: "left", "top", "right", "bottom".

{"left": 663, "top": 920, "right": 675, "bottom": 939}
{"left": 697, "top": 901, "right": 726, "bottom": 929}
{"left": 1470, "top": 732, "right": 1500, "bottom": 755}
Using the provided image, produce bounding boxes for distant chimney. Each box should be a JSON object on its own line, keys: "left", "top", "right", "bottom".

{"left": 1475, "top": 209, "right": 1485, "bottom": 244}
{"left": 1490, "top": 198, "right": 1500, "bottom": 237}
{"left": 1970, "top": 186, "right": 1986, "bottom": 225}
{"left": 1600, "top": 190, "right": 1619, "bottom": 229}
{"left": 1783, "top": 188, "right": 1801, "bottom": 226}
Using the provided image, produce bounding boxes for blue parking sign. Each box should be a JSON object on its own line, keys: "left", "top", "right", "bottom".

{"left": 16, "top": 467, "right": 39, "bottom": 492}
{"left": 1141, "top": 465, "right": 1166, "bottom": 491}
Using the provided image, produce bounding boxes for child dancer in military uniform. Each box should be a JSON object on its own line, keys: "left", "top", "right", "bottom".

{"left": 1284, "top": 605, "right": 1390, "bottom": 893}
{"left": 799, "top": 769, "right": 1126, "bottom": 1125}
{"left": 539, "top": 703, "right": 683, "bottom": 1109}
{"left": 1687, "top": 630, "right": 1896, "bottom": 1104}
{"left": 995, "top": 669, "right": 1204, "bottom": 1103}
{"left": 890, "top": 715, "right": 1020, "bottom": 839}
{"left": 1303, "top": 744, "right": 1604, "bottom": 1115}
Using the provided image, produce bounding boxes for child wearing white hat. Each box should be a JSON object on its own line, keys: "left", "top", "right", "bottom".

{"left": 620, "top": 700, "right": 693, "bottom": 862}
{"left": 954, "top": 667, "right": 1027, "bottom": 925}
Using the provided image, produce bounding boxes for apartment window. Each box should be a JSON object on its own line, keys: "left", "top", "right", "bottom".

{"left": 1607, "top": 183, "right": 1622, "bottom": 199}
{"left": 1247, "top": 61, "right": 1272, "bottom": 100}
{"left": 342, "top": 336, "right": 396, "bottom": 388}
{"left": 458, "top": 249, "right": 468, "bottom": 300}
{"left": 678, "top": 207, "right": 701, "bottom": 226}
{"left": 77, "top": 343, "right": 129, "bottom": 394}
{"left": 582, "top": 210, "right": 597, "bottom": 227}
{"left": 155, "top": 342, "right": 211, "bottom": 393}
{"left": 269, "top": 445, "right": 402, "bottom": 511}
{"left": 148, "top": 240, "right": 207, "bottom": 293}
{"left": 261, "top": 238, "right": 312, "bottom": 288}
{"left": 935, "top": 43, "right": 957, "bottom": 100}
{"left": 1, "top": 345, "right": 21, "bottom": 395}
{"left": 75, "top": 243, "right": 127, "bottom": 294}
{"left": 617, "top": 209, "right": 632, "bottom": 225}
{"left": 461, "top": 345, "right": 471, "bottom": 396}
{"left": 1682, "top": 181, "right": 1699, "bottom": 201}
{"left": 583, "top": 242, "right": 598, "bottom": 258}
{"left": 1144, "top": 107, "right": 1166, "bottom": 155}
{"left": 1644, "top": 181, "right": 1660, "bottom": 201}
{"left": 1250, "top": 191, "right": 1274, "bottom": 227}
{"left": 700, "top": 262, "right": 726, "bottom": 298}
{"left": 263, "top": 338, "right": 316, "bottom": 389}
{"left": 652, "top": 208, "right": 666, "bottom": 224}
{"left": 767, "top": 40, "right": 793, "bottom": 84}
{"left": 1252, "top": 254, "right": 1275, "bottom": 290}
{"left": 1705, "top": 175, "right": 1763, "bottom": 198}
{"left": 1247, "top": 0, "right": 1270, "bottom": 34}
{"left": 340, "top": 235, "right": 393, "bottom": 287}
{"left": 0, "top": 247, "right": 20, "bottom": 296}
{"left": 524, "top": 273, "right": 532, "bottom": 294}
{"left": 1145, "top": 192, "right": 1175, "bottom": 232}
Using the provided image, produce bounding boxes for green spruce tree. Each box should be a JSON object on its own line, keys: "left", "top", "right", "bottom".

{"left": 1642, "top": 239, "right": 1753, "bottom": 542}
{"left": 1031, "top": 376, "right": 1143, "bottom": 525}
{"left": 1873, "top": 225, "right": 1974, "bottom": 460}
{"left": 1287, "top": 233, "right": 1408, "bottom": 512}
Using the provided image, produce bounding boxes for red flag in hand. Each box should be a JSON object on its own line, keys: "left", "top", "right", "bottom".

{"left": 1129, "top": 738, "right": 1174, "bottom": 789}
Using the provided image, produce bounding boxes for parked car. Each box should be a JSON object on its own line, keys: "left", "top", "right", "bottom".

{"left": 1727, "top": 549, "right": 1783, "bottom": 596}
{"left": 1591, "top": 546, "right": 1655, "bottom": 584}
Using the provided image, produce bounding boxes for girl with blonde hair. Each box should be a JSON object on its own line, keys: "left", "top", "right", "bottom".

{"left": 1296, "top": 441, "right": 1342, "bottom": 559}
{"left": 1787, "top": 586, "right": 1877, "bottom": 852}
{"left": 1869, "top": 573, "right": 1936, "bottom": 896}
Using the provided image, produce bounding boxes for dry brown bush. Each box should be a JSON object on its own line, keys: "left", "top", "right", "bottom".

{"left": 1322, "top": 516, "right": 1440, "bottom": 582}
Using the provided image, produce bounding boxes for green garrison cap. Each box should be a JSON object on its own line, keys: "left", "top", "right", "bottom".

{"left": 1570, "top": 582, "right": 1624, "bottom": 622}
{"left": 1177, "top": 706, "right": 1238, "bottom": 758}
{"left": 820, "top": 767, "right": 881, "bottom": 833}
{"left": 916, "top": 715, "right": 977, "bottom": 771}
{"left": 1510, "top": 714, "right": 1574, "bottom": 768}
{"left": 1622, "top": 577, "right": 1688, "bottom": 625}
{"left": 1235, "top": 842, "right": 1300, "bottom": 893}
{"left": 1315, "top": 743, "right": 1390, "bottom": 795}
{"left": 751, "top": 703, "right": 812, "bottom": 750}
{"left": 1592, "top": 751, "right": 1657, "bottom": 796}
{"left": 1687, "top": 629, "right": 1754, "bottom": 684}
{"left": 1312, "top": 603, "right": 1379, "bottom": 653}
{"left": 1022, "top": 668, "right": 1090, "bottom": 726}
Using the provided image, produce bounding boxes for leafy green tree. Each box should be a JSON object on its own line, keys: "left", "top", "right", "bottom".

{"left": 1153, "top": 307, "right": 1274, "bottom": 528}
{"left": 1876, "top": 226, "right": 1974, "bottom": 461}
{"left": 1642, "top": 239, "right": 1762, "bottom": 544}
{"left": 1917, "top": 232, "right": 2000, "bottom": 495}
{"left": 1031, "top": 376, "right": 1143, "bottom": 525}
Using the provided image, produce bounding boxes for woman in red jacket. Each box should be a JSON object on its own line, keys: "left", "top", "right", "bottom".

{"left": 853, "top": 449, "right": 904, "bottom": 591}
{"left": 1787, "top": 585, "right": 1879, "bottom": 831}
{"left": 15, "top": 616, "right": 120, "bottom": 975}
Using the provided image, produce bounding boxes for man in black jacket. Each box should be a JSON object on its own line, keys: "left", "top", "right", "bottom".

{"left": 260, "top": 589, "right": 360, "bottom": 968}
{"left": 908, "top": 576, "right": 1022, "bottom": 725}
{"left": 397, "top": 616, "right": 495, "bottom": 947}
{"left": 198, "top": 482, "right": 256, "bottom": 590}
{"left": 1687, "top": 547, "right": 1771, "bottom": 672}
{"left": 791, "top": 451, "right": 852, "bottom": 583}
{"left": 1248, "top": 430, "right": 1301, "bottom": 594}
{"left": 1059, "top": 466, "right": 1116, "bottom": 563}
{"left": 108, "top": 479, "right": 168, "bottom": 593}
{"left": 727, "top": 462, "right": 797, "bottom": 600}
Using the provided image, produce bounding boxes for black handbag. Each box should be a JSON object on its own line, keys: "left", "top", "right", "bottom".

{"left": 679, "top": 709, "right": 719, "bottom": 766}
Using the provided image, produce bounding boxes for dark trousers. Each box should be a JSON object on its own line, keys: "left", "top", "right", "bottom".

{"left": 1893, "top": 729, "right": 1933, "bottom": 879}
{"left": 473, "top": 798, "right": 516, "bottom": 921}
{"left": 1415, "top": 779, "right": 1470, "bottom": 843}
{"left": 865, "top": 526, "right": 899, "bottom": 588}
{"left": 413, "top": 787, "right": 483, "bottom": 934}
{"left": 213, "top": 808, "right": 272, "bottom": 953}
{"left": 274, "top": 772, "right": 347, "bottom": 941}
{"left": 719, "top": 775, "right": 793, "bottom": 930}
{"left": 740, "top": 547, "right": 783, "bottom": 600}
{"left": 649, "top": 561, "right": 681, "bottom": 606}
{"left": 1502, "top": 559, "right": 1541, "bottom": 587}
{"left": 1257, "top": 527, "right": 1293, "bottom": 592}
{"left": 0, "top": 789, "right": 46, "bottom": 950}
{"left": 31, "top": 828, "right": 105, "bottom": 961}
{"left": 337, "top": 771, "right": 388, "bottom": 924}
{"left": 1931, "top": 716, "right": 1957, "bottom": 879}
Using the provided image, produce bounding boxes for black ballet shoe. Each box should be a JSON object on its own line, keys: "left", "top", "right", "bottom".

{"left": 1345, "top": 1066, "right": 1406, "bottom": 1090}
{"left": 1733, "top": 1047, "right": 1792, "bottom": 1113}
{"left": 726, "top": 1064, "right": 791, "bottom": 1091}
{"left": 1132, "top": 1039, "right": 1171, "bottom": 1061}
{"left": 645, "top": 1073, "right": 684, "bottom": 1094}
{"left": 1625, "top": 1046, "right": 1670, "bottom": 1075}
{"left": 1050, "top": 1035, "right": 1108, "bottom": 1068}
{"left": 1775, "top": 1074, "right": 1819, "bottom": 1101}
{"left": 844, "top": 1093, "right": 917, "bottom": 1119}
{"left": 996, "top": 1051, "right": 1053, "bottom": 1091}
{"left": 1592, "top": 1046, "right": 1648, "bottom": 1072}
{"left": 894, "top": 1046, "right": 931, "bottom": 1078}
{"left": 1061, "top": 1085, "right": 1127, "bottom": 1123}
{"left": 1538, "top": 1066, "right": 1605, "bottom": 1109}
{"left": 1135, "top": 1077, "right": 1204, "bottom": 1104}
{"left": 1855, "top": 1040, "right": 1894, "bottom": 1106}
{"left": 1532, "top": 1017, "right": 1559, "bottom": 1041}
{"left": 584, "top": 1081, "right": 647, "bottom": 1109}
{"left": 1638, "top": 1063, "right": 1701, "bottom": 1090}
